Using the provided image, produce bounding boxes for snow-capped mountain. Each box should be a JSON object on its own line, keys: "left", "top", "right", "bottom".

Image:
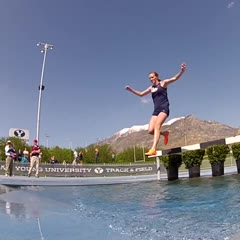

{"left": 115, "top": 117, "right": 185, "bottom": 137}
{"left": 97, "top": 115, "right": 238, "bottom": 152}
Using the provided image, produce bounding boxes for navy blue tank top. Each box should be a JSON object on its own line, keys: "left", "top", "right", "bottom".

{"left": 151, "top": 84, "right": 169, "bottom": 109}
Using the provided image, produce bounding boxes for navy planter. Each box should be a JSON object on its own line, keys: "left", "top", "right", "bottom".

{"left": 211, "top": 162, "right": 224, "bottom": 176}
{"left": 236, "top": 159, "right": 240, "bottom": 174}
{"left": 188, "top": 165, "right": 200, "bottom": 178}
{"left": 167, "top": 166, "right": 179, "bottom": 181}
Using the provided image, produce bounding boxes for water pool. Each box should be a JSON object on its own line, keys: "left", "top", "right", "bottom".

{"left": 0, "top": 174, "right": 240, "bottom": 240}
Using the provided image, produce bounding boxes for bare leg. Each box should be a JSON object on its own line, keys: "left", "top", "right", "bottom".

{"left": 149, "top": 131, "right": 168, "bottom": 136}
{"left": 160, "top": 131, "right": 168, "bottom": 136}
{"left": 148, "top": 116, "right": 156, "bottom": 135}
{"left": 150, "top": 112, "right": 168, "bottom": 150}
{"left": 148, "top": 115, "right": 169, "bottom": 142}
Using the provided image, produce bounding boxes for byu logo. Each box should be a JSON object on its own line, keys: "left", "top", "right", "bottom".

{"left": 94, "top": 167, "right": 104, "bottom": 174}
{"left": 14, "top": 129, "right": 25, "bottom": 138}
{"left": 151, "top": 87, "right": 158, "bottom": 93}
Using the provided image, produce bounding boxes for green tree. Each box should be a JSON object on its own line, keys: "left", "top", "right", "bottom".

{"left": 114, "top": 146, "right": 146, "bottom": 163}
{"left": 47, "top": 146, "right": 73, "bottom": 163}
{"left": 74, "top": 144, "right": 113, "bottom": 164}
{"left": 40, "top": 146, "right": 51, "bottom": 163}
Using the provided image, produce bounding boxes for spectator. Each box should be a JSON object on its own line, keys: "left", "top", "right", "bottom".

{"left": 17, "top": 149, "right": 22, "bottom": 162}
{"left": 112, "top": 153, "right": 116, "bottom": 162}
{"left": 5, "top": 140, "right": 16, "bottom": 176}
{"left": 28, "top": 139, "right": 41, "bottom": 178}
{"left": 79, "top": 151, "right": 83, "bottom": 165}
{"left": 73, "top": 150, "right": 78, "bottom": 161}
{"left": 39, "top": 152, "right": 42, "bottom": 162}
{"left": 21, "top": 148, "right": 29, "bottom": 163}
{"left": 21, "top": 156, "right": 29, "bottom": 163}
{"left": 23, "top": 148, "right": 29, "bottom": 158}
{"left": 95, "top": 148, "right": 99, "bottom": 164}
{"left": 50, "top": 156, "right": 58, "bottom": 164}
{"left": 72, "top": 158, "right": 77, "bottom": 166}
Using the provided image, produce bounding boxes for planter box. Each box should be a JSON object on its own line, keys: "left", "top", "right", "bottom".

{"left": 188, "top": 165, "right": 200, "bottom": 178}
{"left": 167, "top": 166, "right": 179, "bottom": 181}
{"left": 236, "top": 159, "right": 240, "bottom": 174}
{"left": 211, "top": 162, "right": 224, "bottom": 176}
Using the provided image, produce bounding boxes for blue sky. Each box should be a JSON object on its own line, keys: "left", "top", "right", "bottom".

{"left": 1, "top": 0, "right": 240, "bottom": 148}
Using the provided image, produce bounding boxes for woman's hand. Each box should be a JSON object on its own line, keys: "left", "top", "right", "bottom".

{"left": 125, "top": 86, "right": 132, "bottom": 91}
{"left": 181, "top": 63, "right": 186, "bottom": 72}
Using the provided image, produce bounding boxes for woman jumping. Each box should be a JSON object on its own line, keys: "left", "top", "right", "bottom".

{"left": 125, "top": 63, "right": 186, "bottom": 156}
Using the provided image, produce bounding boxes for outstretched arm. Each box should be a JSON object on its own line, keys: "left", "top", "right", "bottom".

{"left": 125, "top": 86, "right": 151, "bottom": 97}
{"left": 162, "top": 63, "right": 186, "bottom": 87}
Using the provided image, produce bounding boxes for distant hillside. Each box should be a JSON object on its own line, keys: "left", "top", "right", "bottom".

{"left": 97, "top": 115, "right": 239, "bottom": 153}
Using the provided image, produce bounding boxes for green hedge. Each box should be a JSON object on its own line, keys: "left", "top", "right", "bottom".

{"left": 182, "top": 149, "right": 205, "bottom": 169}
{"left": 232, "top": 143, "right": 240, "bottom": 160}
{"left": 206, "top": 145, "right": 230, "bottom": 164}
{"left": 161, "top": 154, "right": 182, "bottom": 169}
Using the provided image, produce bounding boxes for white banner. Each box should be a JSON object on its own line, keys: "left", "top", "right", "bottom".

{"left": 9, "top": 128, "right": 29, "bottom": 141}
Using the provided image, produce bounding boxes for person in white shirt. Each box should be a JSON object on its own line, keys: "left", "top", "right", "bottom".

{"left": 5, "top": 140, "right": 16, "bottom": 176}
{"left": 23, "top": 148, "right": 29, "bottom": 158}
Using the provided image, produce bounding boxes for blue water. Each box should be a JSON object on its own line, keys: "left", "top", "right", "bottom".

{"left": 0, "top": 175, "right": 240, "bottom": 240}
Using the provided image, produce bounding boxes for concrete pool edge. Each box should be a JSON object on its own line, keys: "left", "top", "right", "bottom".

{"left": 0, "top": 166, "right": 238, "bottom": 186}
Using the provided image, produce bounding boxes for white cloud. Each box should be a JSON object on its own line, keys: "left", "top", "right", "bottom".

{"left": 227, "top": 1, "right": 235, "bottom": 8}
{"left": 141, "top": 96, "right": 151, "bottom": 104}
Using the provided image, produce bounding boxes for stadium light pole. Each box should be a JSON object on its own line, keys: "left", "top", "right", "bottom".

{"left": 45, "top": 134, "right": 50, "bottom": 148}
{"left": 36, "top": 42, "right": 54, "bottom": 143}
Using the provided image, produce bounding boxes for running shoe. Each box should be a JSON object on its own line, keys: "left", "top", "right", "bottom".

{"left": 164, "top": 131, "right": 170, "bottom": 145}
{"left": 145, "top": 149, "right": 157, "bottom": 156}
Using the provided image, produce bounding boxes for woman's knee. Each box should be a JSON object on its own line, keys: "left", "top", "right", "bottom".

{"left": 148, "top": 129, "right": 154, "bottom": 135}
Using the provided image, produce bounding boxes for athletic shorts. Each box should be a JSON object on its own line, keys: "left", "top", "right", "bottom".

{"left": 152, "top": 106, "right": 170, "bottom": 117}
